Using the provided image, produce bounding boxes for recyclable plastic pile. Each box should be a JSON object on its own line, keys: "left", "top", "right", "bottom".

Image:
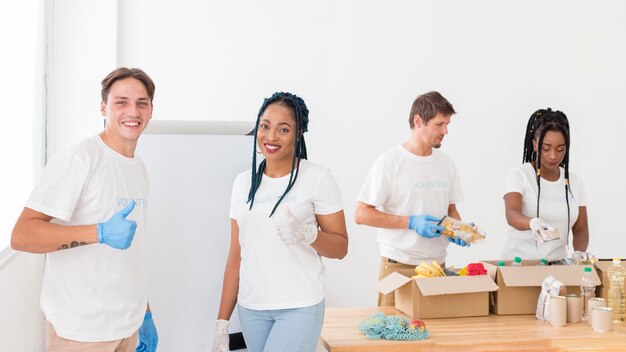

{"left": 357, "top": 312, "right": 430, "bottom": 341}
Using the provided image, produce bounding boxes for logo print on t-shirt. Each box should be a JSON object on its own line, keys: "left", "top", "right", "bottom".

{"left": 413, "top": 180, "right": 448, "bottom": 189}
{"left": 117, "top": 197, "right": 148, "bottom": 208}
{"left": 254, "top": 195, "right": 297, "bottom": 204}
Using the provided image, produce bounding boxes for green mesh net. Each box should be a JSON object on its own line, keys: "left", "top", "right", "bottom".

{"left": 357, "top": 312, "right": 430, "bottom": 341}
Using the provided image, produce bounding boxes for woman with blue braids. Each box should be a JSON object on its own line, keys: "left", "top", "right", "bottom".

{"left": 213, "top": 92, "right": 348, "bottom": 352}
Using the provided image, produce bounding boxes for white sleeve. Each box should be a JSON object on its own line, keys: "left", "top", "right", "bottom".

{"left": 313, "top": 169, "right": 343, "bottom": 215}
{"left": 357, "top": 157, "right": 391, "bottom": 208}
{"left": 504, "top": 166, "right": 526, "bottom": 196}
{"left": 25, "top": 150, "right": 89, "bottom": 221}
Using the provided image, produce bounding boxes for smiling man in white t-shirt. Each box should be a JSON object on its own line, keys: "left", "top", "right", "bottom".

{"left": 11, "top": 67, "right": 158, "bottom": 352}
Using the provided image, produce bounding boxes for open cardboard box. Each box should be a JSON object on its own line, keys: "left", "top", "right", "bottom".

{"left": 482, "top": 260, "right": 601, "bottom": 315}
{"left": 595, "top": 259, "right": 626, "bottom": 299}
{"left": 376, "top": 268, "right": 498, "bottom": 319}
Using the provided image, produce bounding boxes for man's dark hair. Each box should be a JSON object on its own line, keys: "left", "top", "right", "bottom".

{"left": 101, "top": 67, "right": 155, "bottom": 103}
{"left": 408, "top": 91, "right": 455, "bottom": 128}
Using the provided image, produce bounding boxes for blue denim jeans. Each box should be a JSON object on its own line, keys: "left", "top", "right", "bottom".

{"left": 237, "top": 300, "right": 325, "bottom": 352}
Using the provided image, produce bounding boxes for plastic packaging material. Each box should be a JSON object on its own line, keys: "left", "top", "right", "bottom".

{"left": 357, "top": 312, "right": 430, "bottom": 341}
{"left": 437, "top": 216, "right": 486, "bottom": 244}
{"left": 459, "top": 263, "right": 487, "bottom": 276}
{"left": 581, "top": 267, "right": 596, "bottom": 321}
{"left": 538, "top": 259, "right": 548, "bottom": 266}
{"left": 541, "top": 228, "right": 561, "bottom": 242}
{"left": 466, "top": 263, "right": 487, "bottom": 276}
{"left": 511, "top": 257, "right": 522, "bottom": 267}
{"left": 607, "top": 258, "right": 625, "bottom": 322}
{"left": 572, "top": 251, "right": 597, "bottom": 265}
{"left": 536, "top": 276, "right": 566, "bottom": 321}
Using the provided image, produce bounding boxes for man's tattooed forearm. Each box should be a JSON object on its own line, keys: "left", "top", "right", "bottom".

{"left": 58, "top": 241, "right": 88, "bottom": 250}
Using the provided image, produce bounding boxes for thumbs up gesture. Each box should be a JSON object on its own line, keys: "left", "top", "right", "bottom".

{"left": 275, "top": 206, "right": 318, "bottom": 245}
{"left": 97, "top": 200, "right": 138, "bottom": 250}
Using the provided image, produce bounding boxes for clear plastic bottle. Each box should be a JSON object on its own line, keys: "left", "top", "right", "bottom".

{"left": 538, "top": 258, "right": 548, "bottom": 266}
{"left": 580, "top": 267, "right": 596, "bottom": 321}
{"left": 511, "top": 257, "right": 522, "bottom": 267}
{"left": 607, "top": 258, "right": 625, "bottom": 322}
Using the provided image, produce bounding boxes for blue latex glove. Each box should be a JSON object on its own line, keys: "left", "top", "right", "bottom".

{"left": 136, "top": 311, "right": 158, "bottom": 352}
{"left": 97, "top": 200, "right": 137, "bottom": 250}
{"left": 408, "top": 215, "right": 444, "bottom": 238}
{"left": 448, "top": 236, "right": 470, "bottom": 247}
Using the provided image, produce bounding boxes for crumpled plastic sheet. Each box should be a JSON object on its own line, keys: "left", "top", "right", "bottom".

{"left": 357, "top": 312, "right": 430, "bottom": 341}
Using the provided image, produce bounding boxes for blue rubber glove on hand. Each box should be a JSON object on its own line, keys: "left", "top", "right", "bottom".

{"left": 136, "top": 311, "right": 158, "bottom": 352}
{"left": 408, "top": 215, "right": 444, "bottom": 239}
{"left": 448, "top": 236, "right": 470, "bottom": 247}
{"left": 97, "top": 200, "right": 137, "bottom": 250}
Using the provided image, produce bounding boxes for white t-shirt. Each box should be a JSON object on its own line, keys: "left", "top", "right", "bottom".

{"left": 501, "top": 163, "right": 586, "bottom": 261}
{"left": 357, "top": 146, "right": 463, "bottom": 265}
{"left": 26, "top": 135, "right": 149, "bottom": 342}
{"left": 230, "top": 160, "right": 343, "bottom": 310}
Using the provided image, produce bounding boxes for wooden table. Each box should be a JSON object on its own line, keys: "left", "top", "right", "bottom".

{"left": 320, "top": 307, "right": 626, "bottom": 351}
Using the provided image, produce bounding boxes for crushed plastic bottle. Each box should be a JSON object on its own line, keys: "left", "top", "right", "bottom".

{"left": 580, "top": 267, "right": 596, "bottom": 321}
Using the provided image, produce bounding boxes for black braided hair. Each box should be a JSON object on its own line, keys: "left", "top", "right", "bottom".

{"left": 522, "top": 108, "right": 572, "bottom": 240}
{"left": 247, "top": 92, "right": 309, "bottom": 217}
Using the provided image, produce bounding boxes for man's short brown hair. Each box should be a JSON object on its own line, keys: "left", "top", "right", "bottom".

{"left": 408, "top": 91, "right": 455, "bottom": 128}
{"left": 101, "top": 67, "right": 155, "bottom": 104}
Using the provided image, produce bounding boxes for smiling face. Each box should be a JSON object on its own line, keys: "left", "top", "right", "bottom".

{"left": 100, "top": 77, "right": 152, "bottom": 156}
{"left": 416, "top": 113, "right": 451, "bottom": 149}
{"left": 533, "top": 129, "right": 566, "bottom": 174}
{"left": 256, "top": 102, "right": 297, "bottom": 170}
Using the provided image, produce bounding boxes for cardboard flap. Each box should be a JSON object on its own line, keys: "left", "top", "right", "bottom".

{"left": 499, "top": 265, "right": 601, "bottom": 287}
{"left": 376, "top": 271, "right": 412, "bottom": 295}
{"left": 482, "top": 262, "right": 498, "bottom": 281}
{"left": 415, "top": 275, "right": 498, "bottom": 296}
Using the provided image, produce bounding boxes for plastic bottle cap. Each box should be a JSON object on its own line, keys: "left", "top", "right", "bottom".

{"left": 497, "top": 261, "right": 505, "bottom": 266}
{"left": 584, "top": 267, "right": 592, "bottom": 272}
{"left": 514, "top": 257, "right": 522, "bottom": 263}
{"left": 540, "top": 259, "right": 547, "bottom": 264}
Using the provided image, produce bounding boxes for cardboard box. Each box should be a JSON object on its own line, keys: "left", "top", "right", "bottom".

{"left": 482, "top": 260, "right": 601, "bottom": 315}
{"left": 376, "top": 268, "right": 498, "bottom": 319}
{"left": 595, "top": 259, "right": 626, "bottom": 299}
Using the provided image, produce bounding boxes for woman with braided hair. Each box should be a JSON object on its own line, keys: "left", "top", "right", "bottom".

{"left": 502, "top": 108, "right": 589, "bottom": 261}
{"left": 212, "top": 92, "right": 348, "bottom": 352}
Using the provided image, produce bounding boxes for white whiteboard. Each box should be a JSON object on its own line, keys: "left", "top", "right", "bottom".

{"left": 137, "top": 122, "right": 252, "bottom": 351}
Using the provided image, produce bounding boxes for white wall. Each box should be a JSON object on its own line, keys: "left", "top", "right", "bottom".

{"left": 0, "top": 2, "right": 119, "bottom": 352}
{"left": 0, "top": 250, "right": 45, "bottom": 352}
{"left": 46, "top": 0, "right": 118, "bottom": 157}
{"left": 47, "top": 0, "right": 626, "bottom": 311}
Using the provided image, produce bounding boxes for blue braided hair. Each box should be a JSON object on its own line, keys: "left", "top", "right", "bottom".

{"left": 247, "top": 92, "right": 309, "bottom": 217}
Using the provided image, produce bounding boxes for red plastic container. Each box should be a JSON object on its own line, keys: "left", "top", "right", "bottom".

{"left": 466, "top": 263, "right": 487, "bottom": 276}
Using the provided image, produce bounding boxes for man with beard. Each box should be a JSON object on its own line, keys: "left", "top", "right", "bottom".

{"left": 354, "top": 91, "right": 469, "bottom": 307}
